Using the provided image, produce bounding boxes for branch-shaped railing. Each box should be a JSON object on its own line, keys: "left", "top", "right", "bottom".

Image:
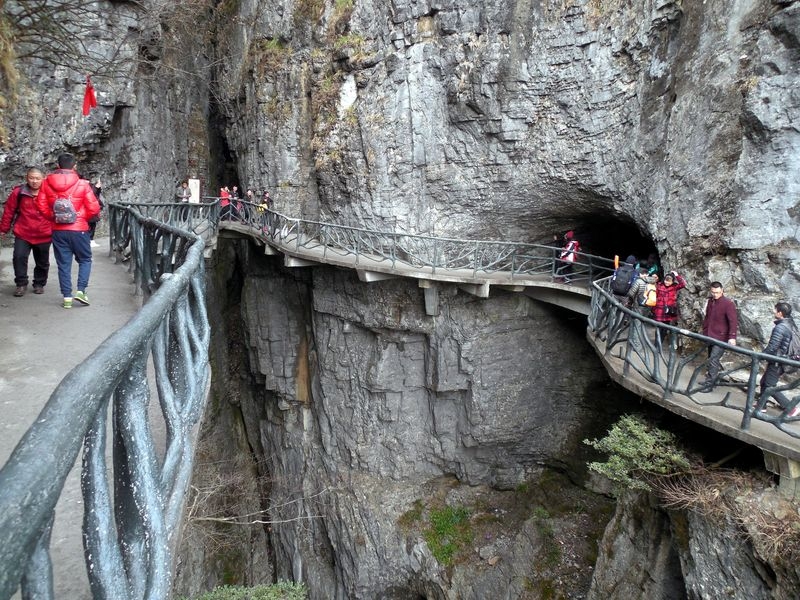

{"left": 0, "top": 203, "right": 211, "bottom": 599}
{"left": 588, "top": 277, "right": 800, "bottom": 438}
{"left": 227, "top": 201, "right": 616, "bottom": 283}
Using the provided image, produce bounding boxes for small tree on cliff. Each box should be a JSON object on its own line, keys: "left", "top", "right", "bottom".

{"left": 584, "top": 414, "right": 692, "bottom": 495}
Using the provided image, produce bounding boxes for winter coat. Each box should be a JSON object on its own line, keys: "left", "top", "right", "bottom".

{"left": 652, "top": 275, "right": 686, "bottom": 324}
{"left": 0, "top": 184, "right": 52, "bottom": 244}
{"left": 627, "top": 274, "right": 657, "bottom": 307}
{"left": 764, "top": 318, "right": 794, "bottom": 359}
{"left": 702, "top": 295, "right": 738, "bottom": 342}
{"left": 37, "top": 169, "right": 100, "bottom": 232}
{"left": 559, "top": 240, "right": 580, "bottom": 263}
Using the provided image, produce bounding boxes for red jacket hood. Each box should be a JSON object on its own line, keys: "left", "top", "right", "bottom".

{"left": 45, "top": 169, "right": 81, "bottom": 195}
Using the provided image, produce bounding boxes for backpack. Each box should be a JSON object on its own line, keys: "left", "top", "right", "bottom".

{"left": 611, "top": 264, "right": 636, "bottom": 295}
{"left": 52, "top": 182, "right": 80, "bottom": 224}
{"left": 641, "top": 282, "right": 657, "bottom": 307}
{"left": 784, "top": 325, "right": 800, "bottom": 374}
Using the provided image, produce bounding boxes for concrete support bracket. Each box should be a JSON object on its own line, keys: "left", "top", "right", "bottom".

{"left": 423, "top": 284, "right": 439, "bottom": 317}
{"left": 763, "top": 450, "right": 800, "bottom": 499}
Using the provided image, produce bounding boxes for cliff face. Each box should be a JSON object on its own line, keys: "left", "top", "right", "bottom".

{"left": 196, "top": 238, "right": 624, "bottom": 599}
{"left": 215, "top": 0, "right": 799, "bottom": 337}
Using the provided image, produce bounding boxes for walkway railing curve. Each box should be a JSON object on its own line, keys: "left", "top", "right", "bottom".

{"left": 221, "top": 201, "right": 616, "bottom": 284}
{"left": 0, "top": 203, "right": 211, "bottom": 599}
{"left": 588, "top": 277, "right": 800, "bottom": 438}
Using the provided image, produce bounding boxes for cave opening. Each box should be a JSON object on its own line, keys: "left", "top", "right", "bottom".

{"left": 570, "top": 212, "right": 659, "bottom": 270}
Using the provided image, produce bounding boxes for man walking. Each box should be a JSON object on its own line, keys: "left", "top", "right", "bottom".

{"left": 699, "top": 281, "right": 738, "bottom": 391}
{"left": 753, "top": 302, "right": 799, "bottom": 417}
{"left": 36, "top": 153, "right": 101, "bottom": 309}
{"left": 0, "top": 168, "right": 52, "bottom": 296}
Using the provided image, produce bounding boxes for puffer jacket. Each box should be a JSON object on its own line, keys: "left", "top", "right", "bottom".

{"left": 0, "top": 184, "right": 52, "bottom": 244}
{"left": 764, "top": 318, "right": 794, "bottom": 358}
{"left": 37, "top": 169, "right": 100, "bottom": 232}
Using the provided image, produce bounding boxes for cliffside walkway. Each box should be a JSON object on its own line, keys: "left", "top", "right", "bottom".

{"left": 212, "top": 202, "right": 800, "bottom": 493}
{"left": 212, "top": 201, "right": 615, "bottom": 315}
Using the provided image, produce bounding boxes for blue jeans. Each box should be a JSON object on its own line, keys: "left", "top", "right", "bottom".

{"left": 51, "top": 230, "right": 92, "bottom": 298}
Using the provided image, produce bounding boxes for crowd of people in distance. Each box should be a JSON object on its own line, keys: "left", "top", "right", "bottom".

{"left": 213, "top": 185, "right": 273, "bottom": 220}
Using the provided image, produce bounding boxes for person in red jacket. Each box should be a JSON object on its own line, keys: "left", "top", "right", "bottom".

{"left": 0, "top": 168, "right": 52, "bottom": 296}
{"left": 37, "top": 153, "right": 101, "bottom": 309}
{"left": 652, "top": 271, "right": 686, "bottom": 325}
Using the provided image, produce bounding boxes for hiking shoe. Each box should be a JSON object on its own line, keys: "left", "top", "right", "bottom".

{"left": 13, "top": 286, "right": 26, "bottom": 297}
{"left": 32, "top": 286, "right": 44, "bottom": 294}
{"left": 75, "top": 291, "right": 90, "bottom": 306}
{"left": 63, "top": 298, "right": 73, "bottom": 309}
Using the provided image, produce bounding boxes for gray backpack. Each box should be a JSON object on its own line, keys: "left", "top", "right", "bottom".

{"left": 52, "top": 182, "right": 79, "bottom": 224}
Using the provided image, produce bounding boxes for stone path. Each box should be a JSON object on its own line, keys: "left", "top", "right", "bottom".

{"left": 0, "top": 237, "right": 140, "bottom": 599}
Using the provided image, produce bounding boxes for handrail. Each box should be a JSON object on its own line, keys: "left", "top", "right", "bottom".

{"left": 222, "top": 201, "right": 617, "bottom": 283}
{"left": 0, "top": 203, "right": 211, "bottom": 599}
{"left": 588, "top": 277, "right": 800, "bottom": 438}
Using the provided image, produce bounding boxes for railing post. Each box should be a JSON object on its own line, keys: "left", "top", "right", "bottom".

{"left": 473, "top": 242, "right": 479, "bottom": 278}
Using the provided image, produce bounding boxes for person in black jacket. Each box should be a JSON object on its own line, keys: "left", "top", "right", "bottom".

{"left": 753, "top": 302, "right": 798, "bottom": 416}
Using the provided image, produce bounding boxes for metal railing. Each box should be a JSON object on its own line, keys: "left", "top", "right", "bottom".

{"left": 588, "top": 277, "right": 800, "bottom": 438}
{"left": 0, "top": 203, "right": 211, "bottom": 599}
{"left": 223, "top": 201, "right": 616, "bottom": 283}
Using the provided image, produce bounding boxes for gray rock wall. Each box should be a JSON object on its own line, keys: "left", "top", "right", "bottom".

{"left": 216, "top": 0, "right": 799, "bottom": 339}
{"left": 588, "top": 490, "right": 800, "bottom": 600}
{"left": 207, "top": 238, "right": 618, "bottom": 599}
{"left": 0, "top": 1, "right": 212, "bottom": 204}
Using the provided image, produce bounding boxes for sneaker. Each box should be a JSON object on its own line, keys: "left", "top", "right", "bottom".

{"left": 13, "top": 286, "right": 27, "bottom": 297}
{"left": 74, "top": 291, "right": 90, "bottom": 306}
{"left": 90, "top": 240, "right": 100, "bottom": 248}
{"left": 32, "top": 286, "right": 44, "bottom": 294}
{"left": 63, "top": 298, "right": 73, "bottom": 309}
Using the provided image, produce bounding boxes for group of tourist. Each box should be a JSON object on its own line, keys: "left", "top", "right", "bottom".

{"left": 0, "top": 153, "right": 101, "bottom": 309}
{"left": 606, "top": 251, "right": 799, "bottom": 418}
{"left": 215, "top": 185, "right": 273, "bottom": 220}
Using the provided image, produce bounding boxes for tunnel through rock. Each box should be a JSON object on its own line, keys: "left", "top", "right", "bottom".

{"left": 567, "top": 212, "right": 658, "bottom": 269}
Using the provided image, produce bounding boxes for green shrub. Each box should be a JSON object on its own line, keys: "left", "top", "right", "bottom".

{"left": 423, "top": 506, "right": 473, "bottom": 565}
{"left": 178, "top": 581, "right": 307, "bottom": 600}
{"left": 584, "top": 414, "right": 691, "bottom": 495}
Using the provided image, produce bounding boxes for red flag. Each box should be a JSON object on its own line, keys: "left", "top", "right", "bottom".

{"left": 82, "top": 76, "right": 97, "bottom": 116}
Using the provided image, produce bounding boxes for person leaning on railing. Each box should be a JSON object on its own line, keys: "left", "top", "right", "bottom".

{"left": 698, "top": 281, "right": 738, "bottom": 392}
{"left": 753, "top": 302, "right": 800, "bottom": 417}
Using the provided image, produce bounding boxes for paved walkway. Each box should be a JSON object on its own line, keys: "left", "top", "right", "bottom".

{"left": 587, "top": 332, "right": 800, "bottom": 462}
{"left": 0, "top": 237, "right": 140, "bottom": 598}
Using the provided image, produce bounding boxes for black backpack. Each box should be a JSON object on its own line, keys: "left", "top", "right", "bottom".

{"left": 611, "top": 263, "right": 636, "bottom": 295}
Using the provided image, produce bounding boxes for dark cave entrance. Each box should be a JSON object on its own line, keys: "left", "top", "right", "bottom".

{"left": 568, "top": 212, "right": 659, "bottom": 270}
